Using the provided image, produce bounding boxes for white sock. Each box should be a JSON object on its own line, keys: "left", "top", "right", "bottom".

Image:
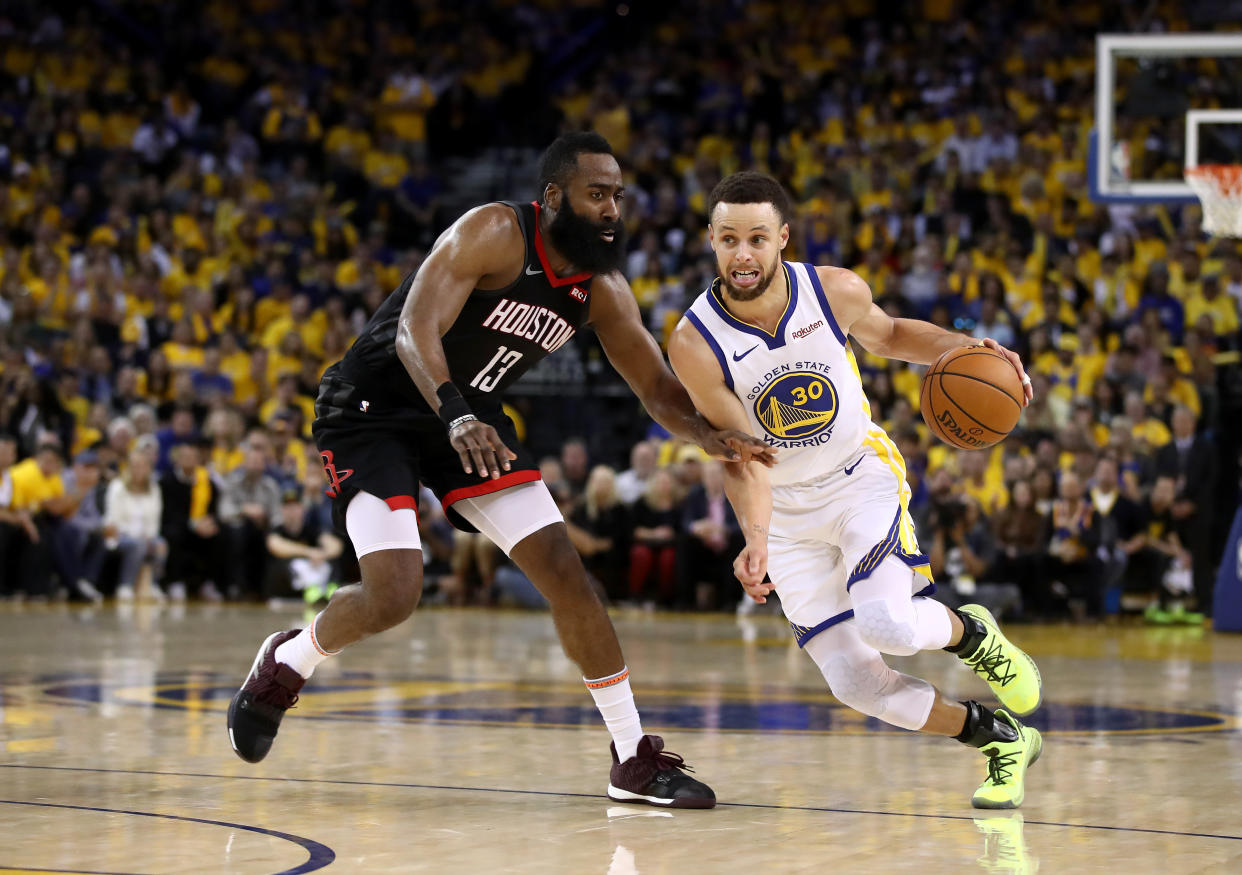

{"left": 274, "top": 613, "right": 340, "bottom": 679}
{"left": 585, "top": 667, "right": 644, "bottom": 761}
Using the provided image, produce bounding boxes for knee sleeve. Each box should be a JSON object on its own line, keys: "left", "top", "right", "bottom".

{"left": 814, "top": 648, "right": 936, "bottom": 731}
{"left": 852, "top": 598, "right": 922, "bottom": 655}
{"left": 850, "top": 557, "right": 952, "bottom": 655}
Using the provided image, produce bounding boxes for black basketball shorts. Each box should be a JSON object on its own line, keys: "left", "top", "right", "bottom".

{"left": 311, "top": 398, "right": 540, "bottom": 535}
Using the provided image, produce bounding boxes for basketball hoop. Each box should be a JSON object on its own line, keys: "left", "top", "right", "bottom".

{"left": 1184, "top": 165, "right": 1242, "bottom": 238}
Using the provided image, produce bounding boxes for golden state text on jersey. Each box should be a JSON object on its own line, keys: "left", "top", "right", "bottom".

{"left": 684, "top": 262, "right": 873, "bottom": 487}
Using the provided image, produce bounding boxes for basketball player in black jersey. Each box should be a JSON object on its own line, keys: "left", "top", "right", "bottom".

{"left": 227, "top": 133, "right": 774, "bottom": 808}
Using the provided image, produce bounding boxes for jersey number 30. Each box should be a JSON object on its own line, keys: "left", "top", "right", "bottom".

{"left": 470, "top": 345, "right": 524, "bottom": 392}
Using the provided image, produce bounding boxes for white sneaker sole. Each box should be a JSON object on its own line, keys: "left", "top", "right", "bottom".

{"left": 607, "top": 785, "right": 676, "bottom": 806}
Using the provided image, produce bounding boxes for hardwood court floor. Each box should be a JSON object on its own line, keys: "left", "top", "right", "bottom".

{"left": 2, "top": 602, "right": 1242, "bottom": 874}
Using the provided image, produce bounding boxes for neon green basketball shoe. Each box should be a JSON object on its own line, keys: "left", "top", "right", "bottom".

{"left": 971, "top": 710, "right": 1042, "bottom": 810}
{"left": 958, "top": 604, "right": 1043, "bottom": 717}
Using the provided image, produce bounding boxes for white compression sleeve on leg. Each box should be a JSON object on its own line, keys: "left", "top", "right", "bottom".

{"left": 849, "top": 556, "right": 952, "bottom": 655}
{"left": 585, "top": 667, "right": 644, "bottom": 762}
{"left": 804, "top": 622, "right": 936, "bottom": 731}
{"left": 452, "top": 480, "right": 563, "bottom": 555}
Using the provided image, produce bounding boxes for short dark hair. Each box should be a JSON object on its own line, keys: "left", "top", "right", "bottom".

{"left": 537, "top": 132, "right": 614, "bottom": 202}
{"left": 707, "top": 171, "right": 795, "bottom": 226}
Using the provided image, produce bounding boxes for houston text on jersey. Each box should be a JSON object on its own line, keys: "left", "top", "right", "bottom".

{"left": 481, "top": 297, "right": 578, "bottom": 353}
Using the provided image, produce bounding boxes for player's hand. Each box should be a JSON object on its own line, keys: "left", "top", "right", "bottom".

{"left": 700, "top": 429, "right": 778, "bottom": 467}
{"left": 978, "top": 337, "right": 1032, "bottom": 406}
{"left": 449, "top": 419, "right": 517, "bottom": 479}
{"left": 733, "top": 542, "right": 773, "bottom": 603}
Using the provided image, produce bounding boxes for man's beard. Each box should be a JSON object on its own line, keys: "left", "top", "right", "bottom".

{"left": 719, "top": 259, "right": 779, "bottom": 302}
{"left": 546, "top": 198, "right": 627, "bottom": 275}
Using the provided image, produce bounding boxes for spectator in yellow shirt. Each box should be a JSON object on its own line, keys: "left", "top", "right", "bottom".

{"left": 260, "top": 92, "right": 323, "bottom": 159}
{"left": 6, "top": 441, "right": 93, "bottom": 598}
{"left": 1122, "top": 391, "right": 1171, "bottom": 451}
{"left": 363, "top": 133, "right": 410, "bottom": 191}
{"left": 1144, "top": 356, "right": 1201, "bottom": 421}
{"left": 259, "top": 375, "right": 316, "bottom": 439}
{"left": 260, "top": 293, "right": 327, "bottom": 356}
{"left": 959, "top": 447, "right": 1009, "bottom": 516}
{"left": 161, "top": 319, "right": 205, "bottom": 371}
{"left": 1185, "top": 274, "right": 1239, "bottom": 338}
{"left": 161, "top": 245, "right": 219, "bottom": 303}
{"left": 205, "top": 408, "right": 247, "bottom": 479}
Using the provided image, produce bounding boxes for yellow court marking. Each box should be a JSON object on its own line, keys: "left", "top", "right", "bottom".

{"left": 0, "top": 870, "right": 104, "bottom": 875}
{"left": 2, "top": 738, "right": 58, "bottom": 753}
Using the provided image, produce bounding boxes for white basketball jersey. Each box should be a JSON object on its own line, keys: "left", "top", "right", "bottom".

{"left": 684, "top": 262, "right": 873, "bottom": 487}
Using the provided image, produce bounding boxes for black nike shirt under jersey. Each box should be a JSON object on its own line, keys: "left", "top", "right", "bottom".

{"left": 324, "top": 201, "right": 596, "bottom": 416}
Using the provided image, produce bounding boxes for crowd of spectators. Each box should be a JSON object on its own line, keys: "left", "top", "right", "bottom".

{"left": 0, "top": 1, "right": 1240, "bottom": 621}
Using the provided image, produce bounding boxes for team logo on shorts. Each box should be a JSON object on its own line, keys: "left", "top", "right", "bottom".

{"left": 754, "top": 371, "right": 839, "bottom": 440}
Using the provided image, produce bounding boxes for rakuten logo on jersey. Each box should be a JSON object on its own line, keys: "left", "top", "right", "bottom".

{"left": 481, "top": 298, "right": 577, "bottom": 352}
{"left": 790, "top": 320, "right": 823, "bottom": 340}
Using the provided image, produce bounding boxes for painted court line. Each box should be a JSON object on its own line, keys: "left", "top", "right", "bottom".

{"left": 0, "top": 799, "right": 335, "bottom": 875}
{"left": 3, "top": 763, "right": 1240, "bottom": 844}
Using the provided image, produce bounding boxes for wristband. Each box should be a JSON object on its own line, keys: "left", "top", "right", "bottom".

{"left": 436, "top": 382, "right": 473, "bottom": 430}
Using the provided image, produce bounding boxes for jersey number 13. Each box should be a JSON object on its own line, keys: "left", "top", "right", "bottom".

{"left": 470, "top": 345, "right": 524, "bottom": 392}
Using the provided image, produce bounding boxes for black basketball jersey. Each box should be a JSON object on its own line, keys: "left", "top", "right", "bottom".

{"left": 327, "top": 201, "right": 595, "bottom": 414}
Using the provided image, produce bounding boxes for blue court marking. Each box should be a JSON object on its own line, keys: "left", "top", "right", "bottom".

{"left": 2, "top": 764, "right": 1239, "bottom": 845}
{"left": 26, "top": 673, "right": 1239, "bottom": 736}
{"left": 0, "top": 799, "right": 335, "bottom": 875}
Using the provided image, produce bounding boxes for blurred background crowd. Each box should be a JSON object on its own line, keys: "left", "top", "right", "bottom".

{"left": 0, "top": 0, "right": 1239, "bottom": 624}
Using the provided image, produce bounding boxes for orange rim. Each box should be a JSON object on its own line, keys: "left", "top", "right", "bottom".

{"left": 1186, "top": 164, "right": 1242, "bottom": 195}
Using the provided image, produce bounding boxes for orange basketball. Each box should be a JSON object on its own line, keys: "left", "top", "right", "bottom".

{"left": 919, "top": 346, "right": 1023, "bottom": 450}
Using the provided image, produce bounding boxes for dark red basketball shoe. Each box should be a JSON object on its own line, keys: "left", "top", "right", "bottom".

{"left": 227, "top": 630, "right": 305, "bottom": 763}
{"left": 607, "top": 735, "right": 716, "bottom": 809}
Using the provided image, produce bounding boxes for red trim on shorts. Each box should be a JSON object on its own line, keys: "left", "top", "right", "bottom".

{"left": 441, "top": 470, "right": 542, "bottom": 512}
{"left": 531, "top": 201, "right": 593, "bottom": 287}
{"left": 384, "top": 495, "right": 418, "bottom": 512}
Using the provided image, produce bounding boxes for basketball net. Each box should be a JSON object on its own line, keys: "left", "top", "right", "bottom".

{"left": 1184, "top": 164, "right": 1242, "bottom": 238}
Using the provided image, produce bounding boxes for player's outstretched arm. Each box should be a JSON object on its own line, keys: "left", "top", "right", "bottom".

{"left": 590, "top": 273, "right": 776, "bottom": 466}
{"left": 394, "top": 204, "right": 522, "bottom": 478}
{"left": 819, "top": 266, "right": 1033, "bottom": 405}
{"left": 668, "top": 318, "right": 775, "bottom": 604}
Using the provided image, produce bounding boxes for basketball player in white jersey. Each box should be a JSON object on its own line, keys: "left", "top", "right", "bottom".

{"left": 669, "top": 171, "right": 1044, "bottom": 809}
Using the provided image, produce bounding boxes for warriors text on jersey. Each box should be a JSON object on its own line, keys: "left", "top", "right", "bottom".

{"left": 683, "top": 261, "right": 873, "bottom": 487}
{"left": 322, "top": 201, "right": 594, "bottom": 417}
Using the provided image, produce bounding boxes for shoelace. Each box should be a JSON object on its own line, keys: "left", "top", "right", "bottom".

{"left": 256, "top": 668, "right": 300, "bottom": 709}
{"left": 985, "top": 751, "right": 1019, "bottom": 786}
{"left": 966, "top": 639, "right": 1017, "bottom": 687}
{"left": 650, "top": 749, "right": 694, "bottom": 773}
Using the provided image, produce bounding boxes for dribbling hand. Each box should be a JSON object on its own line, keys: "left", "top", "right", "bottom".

{"left": 449, "top": 420, "right": 518, "bottom": 479}
{"left": 978, "top": 337, "right": 1033, "bottom": 406}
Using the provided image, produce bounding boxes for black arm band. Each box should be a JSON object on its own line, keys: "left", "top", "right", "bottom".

{"left": 436, "top": 382, "right": 474, "bottom": 430}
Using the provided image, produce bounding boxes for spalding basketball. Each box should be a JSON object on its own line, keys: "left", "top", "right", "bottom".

{"left": 919, "top": 346, "right": 1023, "bottom": 450}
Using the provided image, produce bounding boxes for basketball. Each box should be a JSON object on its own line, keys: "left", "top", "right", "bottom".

{"left": 919, "top": 346, "right": 1024, "bottom": 450}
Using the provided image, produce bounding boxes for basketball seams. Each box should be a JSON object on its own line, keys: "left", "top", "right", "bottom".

{"left": 935, "top": 372, "right": 1007, "bottom": 442}
{"left": 936, "top": 370, "right": 1024, "bottom": 413}
{"left": 936, "top": 372, "right": 1011, "bottom": 438}
{"left": 936, "top": 349, "right": 1024, "bottom": 408}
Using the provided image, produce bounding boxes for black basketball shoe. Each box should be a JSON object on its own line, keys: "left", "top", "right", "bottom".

{"left": 607, "top": 735, "right": 716, "bottom": 808}
{"left": 227, "top": 630, "right": 305, "bottom": 763}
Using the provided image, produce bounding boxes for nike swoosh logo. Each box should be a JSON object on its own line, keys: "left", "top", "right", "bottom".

{"left": 732, "top": 345, "right": 759, "bottom": 362}
{"left": 843, "top": 456, "right": 865, "bottom": 475}
{"left": 525, "top": 265, "right": 543, "bottom": 276}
